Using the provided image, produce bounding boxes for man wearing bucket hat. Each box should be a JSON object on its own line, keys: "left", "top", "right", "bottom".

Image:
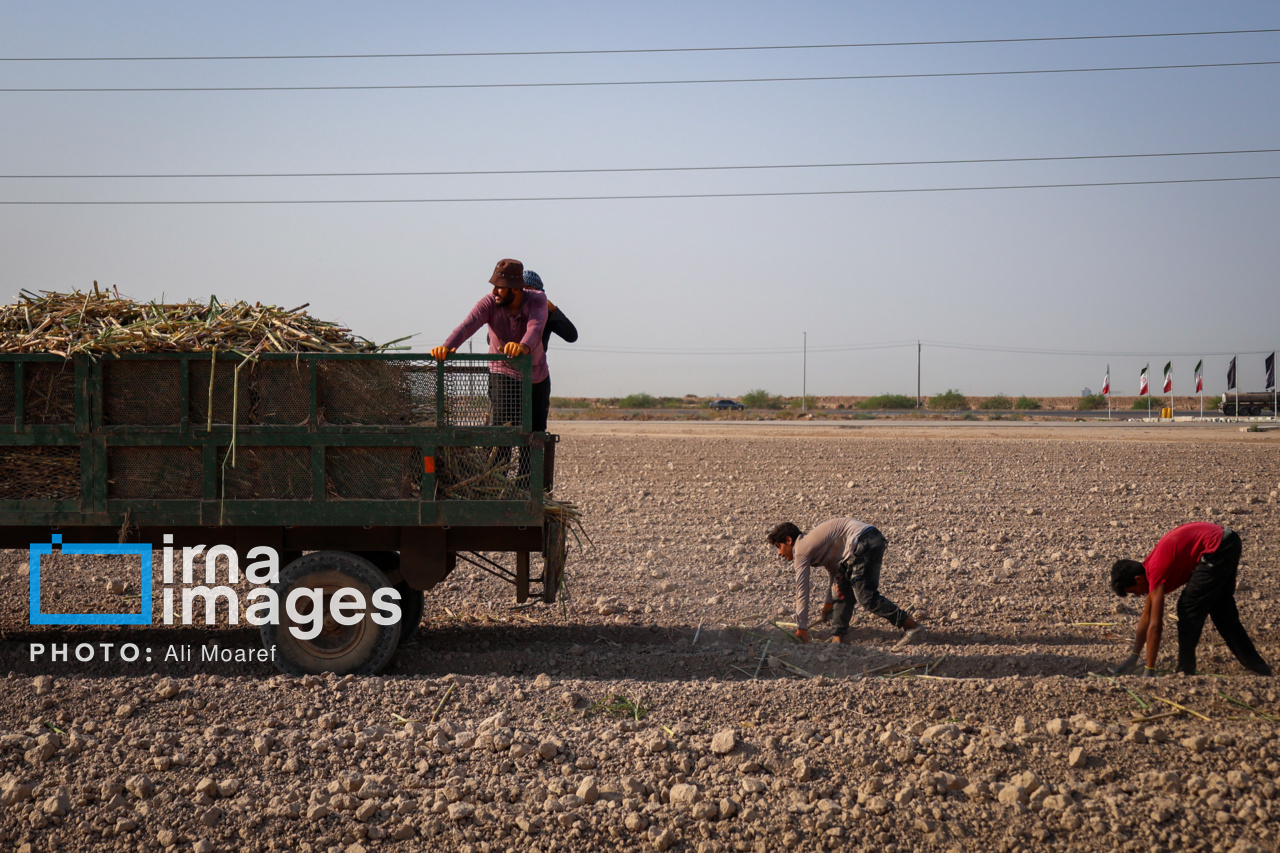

{"left": 431, "top": 258, "right": 552, "bottom": 434}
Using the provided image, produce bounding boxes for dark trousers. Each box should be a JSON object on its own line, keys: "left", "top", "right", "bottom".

{"left": 487, "top": 374, "right": 551, "bottom": 478}
{"left": 1176, "top": 528, "right": 1269, "bottom": 674}
{"left": 833, "top": 528, "right": 911, "bottom": 636}
{"left": 487, "top": 374, "right": 550, "bottom": 431}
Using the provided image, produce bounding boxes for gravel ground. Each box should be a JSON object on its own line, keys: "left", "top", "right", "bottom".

{"left": 1, "top": 421, "right": 1278, "bottom": 853}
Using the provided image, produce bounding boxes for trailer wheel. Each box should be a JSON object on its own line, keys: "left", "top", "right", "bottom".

{"left": 542, "top": 516, "right": 567, "bottom": 603}
{"left": 261, "top": 551, "right": 402, "bottom": 675}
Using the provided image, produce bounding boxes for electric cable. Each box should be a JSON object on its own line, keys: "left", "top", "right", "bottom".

{"left": 2, "top": 60, "right": 1277, "bottom": 92}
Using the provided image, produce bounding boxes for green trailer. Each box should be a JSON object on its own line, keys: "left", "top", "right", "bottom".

{"left": 0, "top": 351, "right": 565, "bottom": 673}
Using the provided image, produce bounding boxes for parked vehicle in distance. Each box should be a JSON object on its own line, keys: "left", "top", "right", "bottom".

{"left": 709, "top": 399, "right": 746, "bottom": 410}
{"left": 1220, "top": 393, "right": 1277, "bottom": 417}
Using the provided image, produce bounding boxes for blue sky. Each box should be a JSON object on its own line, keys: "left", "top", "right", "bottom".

{"left": 1, "top": 2, "right": 1277, "bottom": 397}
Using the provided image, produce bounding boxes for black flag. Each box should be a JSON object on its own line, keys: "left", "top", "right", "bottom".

{"left": 1267, "top": 352, "right": 1276, "bottom": 391}
{"left": 1227, "top": 357, "right": 1237, "bottom": 391}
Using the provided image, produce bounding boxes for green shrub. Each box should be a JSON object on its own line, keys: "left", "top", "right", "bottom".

{"left": 786, "top": 395, "right": 819, "bottom": 410}
{"left": 620, "top": 393, "right": 657, "bottom": 408}
{"left": 1131, "top": 397, "right": 1155, "bottom": 410}
{"left": 1015, "top": 396, "right": 1041, "bottom": 410}
{"left": 858, "top": 393, "right": 916, "bottom": 410}
{"left": 1205, "top": 395, "right": 1222, "bottom": 409}
{"left": 978, "top": 394, "right": 1013, "bottom": 410}
{"left": 550, "top": 397, "right": 591, "bottom": 409}
{"left": 928, "top": 389, "right": 969, "bottom": 410}
{"left": 741, "top": 389, "right": 784, "bottom": 409}
{"left": 1077, "top": 394, "right": 1106, "bottom": 410}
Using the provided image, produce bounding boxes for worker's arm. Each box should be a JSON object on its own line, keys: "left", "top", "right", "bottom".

{"left": 1108, "top": 586, "right": 1159, "bottom": 675}
{"left": 430, "top": 345, "right": 455, "bottom": 361}
{"left": 792, "top": 554, "right": 813, "bottom": 641}
{"left": 518, "top": 291, "right": 548, "bottom": 353}
{"left": 545, "top": 307, "right": 579, "bottom": 343}
{"left": 1143, "top": 583, "right": 1166, "bottom": 672}
{"left": 441, "top": 295, "right": 495, "bottom": 354}
{"left": 1131, "top": 592, "right": 1153, "bottom": 656}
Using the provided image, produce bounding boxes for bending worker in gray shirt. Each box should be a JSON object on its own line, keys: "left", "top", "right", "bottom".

{"left": 768, "top": 518, "right": 925, "bottom": 646}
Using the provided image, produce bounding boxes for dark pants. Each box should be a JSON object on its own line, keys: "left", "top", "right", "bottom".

{"left": 487, "top": 374, "right": 551, "bottom": 477}
{"left": 1176, "top": 528, "right": 1269, "bottom": 675}
{"left": 833, "top": 528, "right": 911, "bottom": 636}
{"left": 487, "top": 374, "right": 550, "bottom": 431}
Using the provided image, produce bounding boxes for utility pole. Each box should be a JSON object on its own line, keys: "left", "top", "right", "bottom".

{"left": 802, "top": 332, "right": 807, "bottom": 413}
{"left": 916, "top": 341, "right": 922, "bottom": 409}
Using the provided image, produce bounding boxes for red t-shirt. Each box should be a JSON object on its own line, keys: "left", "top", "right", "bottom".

{"left": 1143, "top": 523, "right": 1224, "bottom": 592}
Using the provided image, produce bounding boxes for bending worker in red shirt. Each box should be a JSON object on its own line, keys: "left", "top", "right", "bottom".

{"left": 1109, "top": 523, "right": 1271, "bottom": 677}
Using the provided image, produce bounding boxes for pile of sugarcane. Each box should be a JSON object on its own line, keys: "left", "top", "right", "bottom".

{"left": 0, "top": 285, "right": 400, "bottom": 356}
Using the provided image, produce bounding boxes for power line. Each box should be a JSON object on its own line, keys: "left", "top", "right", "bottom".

{"left": 3, "top": 60, "right": 1277, "bottom": 93}
{"left": 561, "top": 341, "right": 1275, "bottom": 358}
{"left": 569, "top": 341, "right": 918, "bottom": 355}
{"left": 2, "top": 174, "right": 1277, "bottom": 204}
{"left": 924, "top": 341, "right": 1275, "bottom": 357}
{"left": 3, "top": 28, "right": 1277, "bottom": 61}
{"left": 4, "top": 147, "right": 1277, "bottom": 180}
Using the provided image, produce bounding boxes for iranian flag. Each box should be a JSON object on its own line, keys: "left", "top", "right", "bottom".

{"left": 1162, "top": 361, "right": 1173, "bottom": 394}
{"left": 1101, "top": 366, "right": 1110, "bottom": 396}
{"left": 1138, "top": 364, "right": 1149, "bottom": 397}
{"left": 1194, "top": 359, "right": 1203, "bottom": 393}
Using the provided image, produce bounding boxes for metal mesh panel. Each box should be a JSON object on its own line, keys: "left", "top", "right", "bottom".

{"left": 107, "top": 446, "right": 202, "bottom": 499}
{"left": 436, "top": 445, "right": 529, "bottom": 500}
{"left": 220, "top": 446, "right": 311, "bottom": 499}
{"left": 0, "top": 362, "right": 14, "bottom": 423}
{"left": 253, "top": 360, "right": 310, "bottom": 425}
{"left": 190, "top": 359, "right": 311, "bottom": 426}
{"left": 24, "top": 362, "right": 76, "bottom": 424}
{"left": 0, "top": 445, "right": 80, "bottom": 500}
{"left": 189, "top": 358, "right": 236, "bottom": 426}
{"left": 326, "top": 447, "right": 421, "bottom": 500}
{"left": 104, "top": 360, "right": 183, "bottom": 425}
{"left": 442, "top": 363, "right": 499, "bottom": 426}
{"left": 317, "top": 359, "right": 436, "bottom": 426}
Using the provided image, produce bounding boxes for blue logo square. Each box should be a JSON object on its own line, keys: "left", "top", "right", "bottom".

{"left": 30, "top": 535, "right": 153, "bottom": 626}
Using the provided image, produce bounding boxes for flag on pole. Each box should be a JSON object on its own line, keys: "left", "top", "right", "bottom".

{"left": 1101, "top": 366, "right": 1110, "bottom": 396}
{"left": 1162, "top": 361, "right": 1172, "bottom": 394}
{"left": 1194, "top": 359, "right": 1203, "bottom": 393}
{"left": 1138, "top": 364, "right": 1149, "bottom": 396}
{"left": 1227, "top": 357, "right": 1237, "bottom": 391}
{"left": 1267, "top": 352, "right": 1276, "bottom": 391}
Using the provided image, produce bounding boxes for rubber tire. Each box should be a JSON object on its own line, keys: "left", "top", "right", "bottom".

{"left": 395, "top": 581, "right": 425, "bottom": 646}
{"left": 542, "top": 516, "right": 567, "bottom": 603}
{"left": 260, "top": 551, "right": 402, "bottom": 675}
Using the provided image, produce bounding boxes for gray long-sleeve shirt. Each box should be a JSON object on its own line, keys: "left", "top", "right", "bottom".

{"left": 793, "top": 517, "right": 872, "bottom": 631}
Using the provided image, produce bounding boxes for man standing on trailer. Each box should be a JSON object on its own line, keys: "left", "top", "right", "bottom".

{"left": 1108, "top": 522, "right": 1272, "bottom": 677}
{"left": 768, "top": 518, "right": 925, "bottom": 646}
{"left": 431, "top": 258, "right": 551, "bottom": 433}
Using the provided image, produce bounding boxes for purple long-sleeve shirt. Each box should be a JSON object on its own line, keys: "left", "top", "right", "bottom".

{"left": 443, "top": 290, "right": 549, "bottom": 382}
